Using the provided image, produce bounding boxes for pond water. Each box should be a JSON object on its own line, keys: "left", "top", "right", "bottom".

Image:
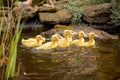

{"left": 18, "top": 30, "right": 120, "bottom": 80}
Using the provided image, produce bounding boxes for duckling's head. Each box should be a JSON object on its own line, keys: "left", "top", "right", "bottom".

{"left": 51, "top": 35, "right": 60, "bottom": 42}
{"left": 89, "top": 32, "right": 98, "bottom": 38}
{"left": 36, "top": 35, "right": 45, "bottom": 42}
{"left": 63, "top": 30, "right": 76, "bottom": 37}
{"left": 53, "top": 34, "right": 63, "bottom": 39}
{"left": 78, "top": 31, "right": 87, "bottom": 37}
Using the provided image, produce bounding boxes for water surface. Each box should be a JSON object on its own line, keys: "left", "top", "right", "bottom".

{"left": 18, "top": 31, "right": 120, "bottom": 80}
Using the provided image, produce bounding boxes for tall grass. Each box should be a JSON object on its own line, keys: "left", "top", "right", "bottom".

{"left": 0, "top": 0, "right": 23, "bottom": 80}
{"left": 5, "top": 13, "right": 22, "bottom": 80}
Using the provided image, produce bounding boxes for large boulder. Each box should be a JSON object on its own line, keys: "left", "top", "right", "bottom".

{"left": 82, "top": 3, "right": 112, "bottom": 23}
{"left": 39, "top": 9, "right": 73, "bottom": 24}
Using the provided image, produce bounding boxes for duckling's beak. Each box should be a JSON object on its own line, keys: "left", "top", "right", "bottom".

{"left": 71, "top": 31, "right": 77, "bottom": 35}
{"left": 95, "top": 34, "right": 99, "bottom": 37}
{"left": 57, "top": 35, "right": 63, "bottom": 39}
{"left": 74, "top": 32, "right": 77, "bottom": 34}
{"left": 84, "top": 34, "right": 87, "bottom": 37}
{"left": 42, "top": 37, "right": 46, "bottom": 42}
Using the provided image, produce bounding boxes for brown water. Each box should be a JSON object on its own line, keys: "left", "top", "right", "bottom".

{"left": 18, "top": 31, "right": 120, "bottom": 80}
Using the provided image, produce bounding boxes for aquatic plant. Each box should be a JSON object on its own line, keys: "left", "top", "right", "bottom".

{"left": 5, "top": 14, "right": 22, "bottom": 80}
{"left": 0, "top": 0, "right": 23, "bottom": 80}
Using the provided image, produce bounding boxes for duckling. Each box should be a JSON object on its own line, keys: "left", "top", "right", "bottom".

{"left": 58, "top": 30, "right": 76, "bottom": 47}
{"left": 22, "top": 0, "right": 32, "bottom": 6}
{"left": 21, "top": 35, "right": 45, "bottom": 47}
{"left": 71, "top": 31, "right": 87, "bottom": 46}
{"left": 83, "top": 32, "right": 98, "bottom": 47}
{"left": 36, "top": 35, "right": 60, "bottom": 50}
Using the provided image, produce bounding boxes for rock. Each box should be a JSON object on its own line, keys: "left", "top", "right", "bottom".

{"left": 82, "top": 3, "right": 112, "bottom": 23}
{"left": 38, "top": 6, "right": 61, "bottom": 12}
{"left": 39, "top": 9, "right": 73, "bottom": 24}
{"left": 72, "top": 25, "right": 118, "bottom": 40}
{"left": 13, "top": 6, "right": 38, "bottom": 20}
{"left": 41, "top": 24, "right": 118, "bottom": 40}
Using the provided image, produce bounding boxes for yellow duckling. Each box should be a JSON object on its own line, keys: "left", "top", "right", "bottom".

{"left": 36, "top": 34, "right": 60, "bottom": 50}
{"left": 21, "top": 35, "right": 45, "bottom": 47}
{"left": 58, "top": 30, "right": 76, "bottom": 47}
{"left": 83, "top": 32, "right": 98, "bottom": 47}
{"left": 71, "top": 31, "right": 87, "bottom": 46}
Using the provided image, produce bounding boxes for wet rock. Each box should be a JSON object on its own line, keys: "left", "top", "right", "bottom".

{"left": 41, "top": 24, "right": 118, "bottom": 40}
{"left": 72, "top": 26, "right": 118, "bottom": 40}
{"left": 39, "top": 9, "right": 73, "bottom": 24}
{"left": 13, "top": 5, "right": 38, "bottom": 20}
{"left": 82, "top": 3, "right": 112, "bottom": 23}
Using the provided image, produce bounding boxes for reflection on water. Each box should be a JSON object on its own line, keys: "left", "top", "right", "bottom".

{"left": 18, "top": 32, "right": 120, "bottom": 80}
{"left": 96, "top": 39, "right": 120, "bottom": 80}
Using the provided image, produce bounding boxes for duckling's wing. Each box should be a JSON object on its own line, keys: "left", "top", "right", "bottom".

{"left": 58, "top": 39, "right": 70, "bottom": 47}
{"left": 71, "top": 40, "right": 78, "bottom": 44}
{"left": 22, "top": 39, "right": 38, "bottom": 47}
{"left": 23, "top": 38, "right": 37, "bottom": 43}
{"left": 36, "top": 42, "right": 51, "bottom": 50}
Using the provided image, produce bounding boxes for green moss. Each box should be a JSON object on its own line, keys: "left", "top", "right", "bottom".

{"left": 111, "top": 0, "right": 120, "bottom": 26}
{"left": 61, "top": 0, "right": 86, "bottom": 24}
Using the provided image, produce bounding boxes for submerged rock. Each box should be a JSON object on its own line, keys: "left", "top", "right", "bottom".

{"left": 41, "top": 25, "right": 118, "bottom": 40}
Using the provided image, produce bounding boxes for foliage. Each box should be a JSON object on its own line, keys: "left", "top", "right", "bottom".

{"left": 5, "top": 14, "right": 22, "bottom": 80}
{"left": 61, "top": 0, "right": 111, "bottom": 24}
{"left": 111, "top": 0, "right": 120, "bottom": 26}
{"left": 62, "top": 0, "right": 88, "bottom": 24}
{"left": 0, "top": 0, "right": 23, "bottom": 80}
